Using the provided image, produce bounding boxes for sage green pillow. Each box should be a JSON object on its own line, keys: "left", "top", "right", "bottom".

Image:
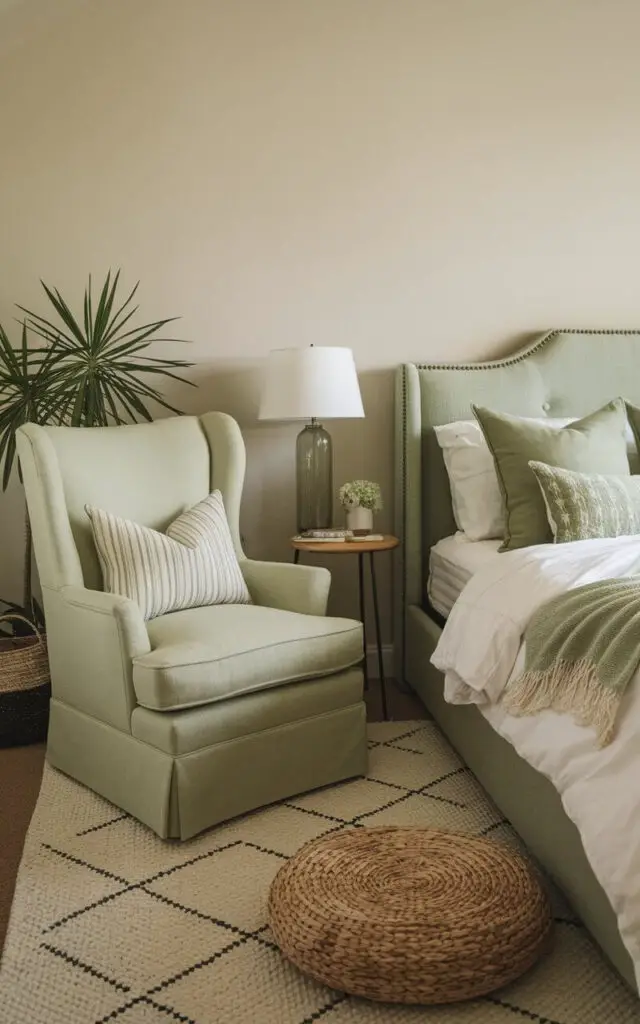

{"left": 530, "top": 461, "right": 640, "bottom": 543}
{"left": 472, "top": 399, "right": 630, "bottom": 550}
{"left": 625, "top": 402, "right": 640, "bottom": 462}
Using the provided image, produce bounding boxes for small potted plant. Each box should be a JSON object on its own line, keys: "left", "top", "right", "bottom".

{"left": 339, "top": 480, "right": 382, "bottom": 535}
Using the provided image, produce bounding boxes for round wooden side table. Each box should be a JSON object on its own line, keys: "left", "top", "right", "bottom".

{"left": 290, "top": 535, "right": 399, "bottom": 720}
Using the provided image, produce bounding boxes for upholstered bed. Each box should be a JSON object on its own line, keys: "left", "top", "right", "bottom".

{"left": 393, "top": 329, "right": 640, "bottom": 992}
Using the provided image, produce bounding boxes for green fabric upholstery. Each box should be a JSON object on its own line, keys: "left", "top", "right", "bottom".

{"left": 473, "top": 399, "right": 629, "bottom": 550}
{"left": 49, "top": 695, "right": 367, "bottom": 841}
{"left": 16, "top": 413, "right": 367, "bottom": 840}
{"left": 19, "top": 416, "right": 214, "bottom": 592}
{"left": 625, "top": 402, "right": 640, "bottom": 455}
{"left": 241, "top": 558, "right": 331, "bottom": 616}
{"left": 43, "top": 585, "right": 149, "bottom": 732}
{"left": 171, "top": 703, "right": 366, "bottom": 840}
{"left": 135, "top": 604, "right": 363, "bottom": 711}
{"left": 131, "top": 668, "right": 363, "bottom": 755}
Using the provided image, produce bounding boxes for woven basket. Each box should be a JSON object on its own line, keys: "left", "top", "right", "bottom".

{"left": 268, "top": 826, "right": 553, "bottom": 1005}
{"left": 0, "top": 614, "right": 50, "bottom": 747}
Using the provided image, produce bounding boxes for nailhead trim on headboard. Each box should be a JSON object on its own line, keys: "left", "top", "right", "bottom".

{"left": 411, "top": 328, "right": 640, "bottom": 372}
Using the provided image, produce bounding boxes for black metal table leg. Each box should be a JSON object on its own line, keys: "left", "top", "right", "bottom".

{"left": 358, "top": 552, "right": 369, "bottom": 691}
{"left": 293, "top": 548, "right": 300, "bottom": 564}
{"left": 369, "top": 551, "right": 388, "bottom": 720}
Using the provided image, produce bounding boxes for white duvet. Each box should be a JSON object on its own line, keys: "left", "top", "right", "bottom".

{"left": 431, "top": 535, "right": 640, "bottom": 985}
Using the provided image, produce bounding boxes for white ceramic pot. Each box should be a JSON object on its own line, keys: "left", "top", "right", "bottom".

{"left": 346, "top": 506, "right": 373, "bottom": 535}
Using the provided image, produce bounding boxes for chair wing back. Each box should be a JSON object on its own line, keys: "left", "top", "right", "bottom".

{"left": 16, "top": 411, "right": 246, "bottom": 593}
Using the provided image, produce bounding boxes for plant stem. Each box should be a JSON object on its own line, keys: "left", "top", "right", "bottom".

{"left": 23, "top": 507, "right": 32, "bottom": 614}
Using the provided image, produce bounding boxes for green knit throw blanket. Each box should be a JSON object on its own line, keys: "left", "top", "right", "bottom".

{"left": 503, "top": 577, "right": 640, "bottom": 747}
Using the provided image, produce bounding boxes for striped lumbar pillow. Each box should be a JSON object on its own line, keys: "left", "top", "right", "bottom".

{"left": 86, "top": 491, "right": 251, "bottom": 620}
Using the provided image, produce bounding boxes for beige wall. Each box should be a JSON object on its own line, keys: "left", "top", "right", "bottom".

{"left": 1, "top": 0, "right": 640, "bottom": 644}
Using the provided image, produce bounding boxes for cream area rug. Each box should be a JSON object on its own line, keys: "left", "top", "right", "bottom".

{"left": 1, "top": 721, "right": 637, "bottom": 1024}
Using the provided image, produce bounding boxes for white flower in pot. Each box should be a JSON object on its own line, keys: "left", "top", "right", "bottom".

{"left": 339, "top": 480, "right": 382, "bottom": 535}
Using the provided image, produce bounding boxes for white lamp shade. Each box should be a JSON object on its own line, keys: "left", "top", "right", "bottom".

{"left": 258, "top": 346, "right": 365, "bottom": 421}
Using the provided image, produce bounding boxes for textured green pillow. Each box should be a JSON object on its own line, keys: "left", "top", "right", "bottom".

{"left": 530, "top": 461, "right": 640, "bottom": 543}
{"left": 472, "top": 399, "right": 630, "bottom": 550}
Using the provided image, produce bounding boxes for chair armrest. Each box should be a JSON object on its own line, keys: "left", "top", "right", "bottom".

{"left": 240, "top": 559, "right": 331, "bottom": 616}
{"left": 44, "top": 585, "right": 150, "bottom": 732}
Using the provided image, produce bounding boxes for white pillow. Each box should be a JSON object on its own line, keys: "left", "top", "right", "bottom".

{"left": 434, "top": 418, "right": 574, "bottom": 541}
{"left": 86, "top": 490, "right": 251, "bottom": 620}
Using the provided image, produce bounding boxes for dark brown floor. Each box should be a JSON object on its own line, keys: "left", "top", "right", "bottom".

{"left": 0, "top": 680, "right": 426, "bottom": 953}
{"left": 0, "top": 740, "right": 46, "bottom": 951}
{"left": 364, "top": 676, "right": 427, "bottom": 723}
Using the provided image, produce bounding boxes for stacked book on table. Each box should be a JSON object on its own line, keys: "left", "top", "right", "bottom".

{"left": 293, "top": 529, "right": 384, "bottom": 542}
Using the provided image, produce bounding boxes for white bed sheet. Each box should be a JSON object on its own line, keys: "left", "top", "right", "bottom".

{"left": 427, "top": 533, "right": 501, "bottom": 617}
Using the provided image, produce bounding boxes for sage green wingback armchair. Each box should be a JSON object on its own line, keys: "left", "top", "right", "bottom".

{"left": 16, "top": 413, "right": 367, "bottom": 839}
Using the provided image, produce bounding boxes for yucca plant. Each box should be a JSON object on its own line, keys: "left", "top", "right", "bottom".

{"left": 0, "top": 271, "right": 194, "bottom": 636}
{"left": 18, "top": 270, "right": 193, "bottom": 428}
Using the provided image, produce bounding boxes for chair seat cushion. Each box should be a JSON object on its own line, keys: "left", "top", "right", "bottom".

{"left": 133, "top": 604, "right": 363, "bottom": 711}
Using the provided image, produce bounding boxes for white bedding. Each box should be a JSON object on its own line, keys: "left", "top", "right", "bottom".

{"left": 431, "top": 535, "right": 640, "bottom": 985}
{"left": 428, "top": 533, "right": 501, "bottom": 617}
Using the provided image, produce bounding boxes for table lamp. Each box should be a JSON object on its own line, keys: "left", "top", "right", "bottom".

{"left": 259, "top": 346, "right": 365, "bottom": 532}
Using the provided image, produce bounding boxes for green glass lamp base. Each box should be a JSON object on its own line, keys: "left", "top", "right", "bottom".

{"left": 296, "top": 421, "right": 333, "bottom": 532}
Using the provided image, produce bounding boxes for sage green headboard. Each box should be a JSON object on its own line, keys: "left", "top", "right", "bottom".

{"left": 393, "top": 328, "right": 640, "bottom": 682}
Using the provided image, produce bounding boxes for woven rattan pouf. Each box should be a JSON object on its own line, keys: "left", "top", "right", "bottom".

{"left": 268, "top": 826, "right": 553, "bottom": 1004}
